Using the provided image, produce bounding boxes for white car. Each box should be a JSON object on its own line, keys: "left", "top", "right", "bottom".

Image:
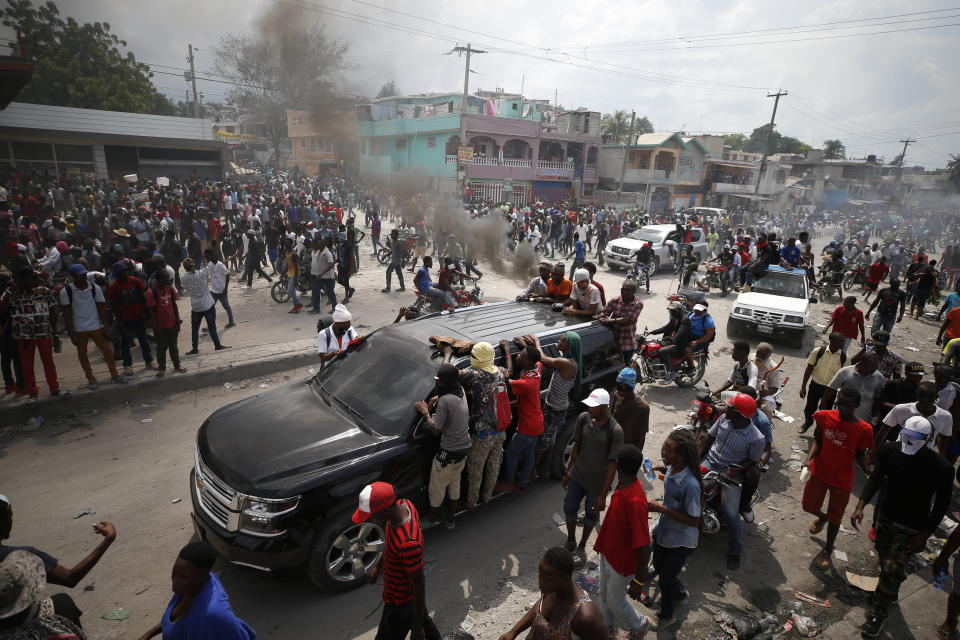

{"left": 604, "top": 224, "right": 709, "bottom": 274}
{"left": 728, "top": 265, "right": 816, "bottom": 339}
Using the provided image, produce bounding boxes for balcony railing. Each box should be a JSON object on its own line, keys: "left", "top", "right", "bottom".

{"left": 585, "top": 165, "right": 598, "bottom": 173}
{"left": 448, "top": 155, "right": 533, "bottom": 167}
{"left": 537, "top": 161, "right": 575, "bottom": 171}
{"left": 503, "top": 159, "right": 532, "bottom": 167}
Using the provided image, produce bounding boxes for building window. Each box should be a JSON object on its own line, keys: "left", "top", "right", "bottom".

{"left": 427, "top": 136, "right": 436, "bottom": 149}
{"left": 396, "top": 138, "right": 407, "bottom": 150}
{"left": 512, "top": 103, "right": 518, "bottom": 110}
{"left": 628, "top": 151, "right": 638, "bottom": 163}
{"left": 300, "top": 139, "right": 306, "bottom": 149}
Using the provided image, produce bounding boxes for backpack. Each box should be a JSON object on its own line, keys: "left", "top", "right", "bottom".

{"left": 813, "top": 345, "right": 846, "bottom": 367}
{"left": 495, "top": 373, "right": 512, "bottom": 432}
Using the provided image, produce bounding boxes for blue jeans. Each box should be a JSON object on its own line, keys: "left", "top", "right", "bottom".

{"left": 502, "top": 433, "right": 538, "bottom": 489}
{"left": 702, "top": 460, "right": 744, "bottom": 556}
{"left": 563, "top": 476, "right": 599, "bottom": 527}
{"left": 311, "top": 276, "right": 337, "bottom": 311}
{"left": 288, "top": 274, "right": 300, "bottom": 305}
{"left": 599, "top": 555, "right": 649, "bottom": 631}
{"left": 211, "top": 291, "right": 234, "bottom": 324}
{"left": 539, "top": 406, "right": 566, "bottom": 452}
{"left": 118, "top": 317, "right": 153, "bottom": 367}
{"left": 422, "top": 286, "right": 456, "bottom": 308}
{"left": 190, "top": 305, "right": 222, "bottom": 350}
{"left": 872, "top": 313, "right": 895, "bottom": 334}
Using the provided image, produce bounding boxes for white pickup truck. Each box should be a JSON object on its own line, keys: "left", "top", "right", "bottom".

{"left": 728, "top": 265, "right": 817, "bottom": 339}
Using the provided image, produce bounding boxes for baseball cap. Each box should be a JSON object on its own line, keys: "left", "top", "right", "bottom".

{"left": 899, "top": 415, "right": 932, "bottom": 455}
{"left": 67, "top": 263, "right": 87, "bottom": 276}
{"left": 905, "top": 362, "right": 925, "bottom": 376}
{"left": 573, "top": 268, "right": 590, "bottom": 283}
{"left": 616, "top": 367, "right": 637, "bottom": 386}
{"left": 582, "top": 388, "right": 610, "bottom": 407}
{"left": 692, "top": 303, "right": 707, "bottom": 312}
{"left": 871, "top": 330, "right": 891, "bottom": 345}
{"left": 0, "top": 551, "right": 45, "bottom": 620}
{"left": 111, "top": 261, "right": 129, "bottom": 274}
{"left": 352, "top": 482, "right": 397, "bottom": 523}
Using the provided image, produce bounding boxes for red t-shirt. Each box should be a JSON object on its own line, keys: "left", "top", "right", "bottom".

{"left": 867, "top": 262, "right": 889, "bottom": 285}
{"left": 809, "top": 410, "right": 873, "bottom": 491}
{"left": 830, "top": 306, "right": 863, "bottom": 339}
{"left": 145, "top": 285, "right": 178, "bottom": 329}
{"left": 381, "top": 499, "right": 423, "bottom": 605}
{"left": 508, "top": 373, "right": 544, "bottom": 436}
{"left": 107, "top": 277, "right": 147, "bottom": 321}
{"left": 593, "top": 480, "right": 651, "bottom": 575}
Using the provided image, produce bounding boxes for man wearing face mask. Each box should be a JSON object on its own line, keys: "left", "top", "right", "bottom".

{"left": 317, "top": 304, "right": 360, "bottom": 366}
{"left": 851, "top": 416, "right": 953, "bottom": 639}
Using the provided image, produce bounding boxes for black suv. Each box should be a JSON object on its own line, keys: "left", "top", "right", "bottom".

{"left": 190, "top": 302, "right": 623, "bottom": 591}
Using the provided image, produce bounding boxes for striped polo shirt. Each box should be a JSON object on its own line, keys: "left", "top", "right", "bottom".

{"left": 381, "top": 499, "right": 424, "bottom": 605}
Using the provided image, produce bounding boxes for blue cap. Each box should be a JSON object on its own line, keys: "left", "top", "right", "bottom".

{"left": 111, "top": 261, "right": 129, "bottom": 275}
{"left": 67, "top": 263, "right": 87, "bottom": 276}
{"left": 616, "top": 367, "right": 637, "bottom": 386}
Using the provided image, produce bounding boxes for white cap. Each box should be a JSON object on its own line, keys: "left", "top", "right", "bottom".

{"left": 573, "top": 268, "right": 590, "bottom": 283}
{"left": 899, "top": 415, "right": 932, "bottom": 455}
{"left": 693, "top": 303, "right": 707, "bottom": 311}
{"left": 582, "top": 388, "right": 610, "bottom": 407}
{"left": 332, "top": 304, "right": 353, "bottom": 323}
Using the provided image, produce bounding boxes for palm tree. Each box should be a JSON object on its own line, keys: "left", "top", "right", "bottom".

{"left": 822, "top": 139, "right": 846, "bottom": 159}
{"left": 601, "top": 111, "right": 655, "bottom": 143}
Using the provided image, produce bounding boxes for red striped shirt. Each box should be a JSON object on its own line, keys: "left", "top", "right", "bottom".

{"left": 381, "top": 499, "right": 424, "bottom": 605}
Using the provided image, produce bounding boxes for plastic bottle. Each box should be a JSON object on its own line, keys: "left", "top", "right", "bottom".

{"left": 935, "top": 568, "right": 948, "bottom": 591}
{"left": 643, "top": 458, "right": 656, "bottom": 483}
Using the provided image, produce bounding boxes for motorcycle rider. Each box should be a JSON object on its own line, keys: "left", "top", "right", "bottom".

{"left": 698, "top": 393, "right": 766, "bottom": 571}
{"left": 649, "top": 302, "right": 689, "bottom": 384}
{"left": 822, "top": 251, "right": 846, "bottom": 297}
{"left": 677, "top": 245, "right": 700, "bottom": 287}
{"left": 629, "top": 242, "right": 654, "bottom": 293}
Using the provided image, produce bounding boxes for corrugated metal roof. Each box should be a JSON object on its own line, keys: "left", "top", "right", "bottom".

{"left": 0, "top": 102, "right": 217, "bottom": 142}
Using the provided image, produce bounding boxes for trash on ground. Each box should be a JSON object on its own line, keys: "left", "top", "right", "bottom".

{"left": 904, "top": 346, "right": 920, "bottom": 352}
{"left": 714, "top": 609, "right": 779, "bottom": 639}
{"left": 83, "top": 583, "right": 95, "bottom": 592}
{"left": 102, "top": 608, "right": 131, "bottom": 621}
{"left": 794, "top": 591, "right": 831, "bottom": 607}
{"left": 839, "top": 524, "right": 857, "bottom": 535}
{"left": 845, "top": 571, "right": 879, "bottom": 592}
{"left": 259, "top": 383, "right": 270, "bottom": 388}
{"left": 223, "top": 382, "right": 233, "bottom": 389}
{"left": 766, "top": 505, "right": 781, "bottom": 512}
{"left": 791, "top": 447, "right": 806, "bottom": 453}
{"left": 308, "top": 368, "right": 317, "bottom": 374}
{"left": 134, "top": 585, "right": 150, "bottom": 596}
{"left": 459, "top": 615, "right": 475, "bottom": 632}
{"left": 171, "top": 498, "right": 181, "bottom": 504}
{"left": 791, "top": 613, "right": 821, "bottom": 637}
{"left": 773, "top": 411, "right": 795, "bottom": 423}
{"left": 73, "top": 507, "right": 96, "bottom": 519}
{"left": 575, "top": 570, "right": 600, "bottom": 594}
{"left": 833, "top": 549, "right": 848, "bottom": 562}
{"left": 140, "top": 418, "right": 152, "bottom": 423}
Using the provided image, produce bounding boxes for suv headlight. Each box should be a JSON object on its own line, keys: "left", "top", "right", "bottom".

{"left": 784, "top": 315, "right": 803, "bottom": 324}
{"left": 734, "top": 307, "right": 752, "bottom": 316}
{"left": 240, "top": 496, "right": 300, "bottom": 537}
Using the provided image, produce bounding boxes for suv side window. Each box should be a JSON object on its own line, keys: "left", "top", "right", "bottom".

{"left": 580, "top": 329, "right": 621, "bottom": 378}
{"left": 689, "top": 229, "right": 702, "bottom": 243}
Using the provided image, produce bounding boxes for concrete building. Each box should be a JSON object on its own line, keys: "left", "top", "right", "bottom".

{"left": 599, "top": 133, "right": 708, "bottom": 212}
{"left": 354, "top": 92, "right": 601, "bottom": 204}
{"left": 702, "top": 156, "right": 792, "bottom": 211}
{"left": 287, "top": 109, "right": 357, "bottom": 177}
{"left": 0, "top": 102, "right": 225, "bottom": 181}
{"left": 784, "top": 150, "right": 886, "bottom": 208}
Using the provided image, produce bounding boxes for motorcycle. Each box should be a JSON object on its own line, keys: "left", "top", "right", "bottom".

{"left": 270, "top": 271, "right": 311, "bottom": 304}
{"left": 699, "top": 463, "right": 760, "bottom": 536}
{"left": 632, "top": 331, "right": 709, "bottom": 388}
{"left": 629, "top": 258, "right": 653, "bottom": 293}
{"left": 842, "top": 264, "right": 867, "bottom": 290}
{"left": 410, "top": 277, "right": 484, "bottom": 314}
{"left": 702, "top": 263, "right": 732, "bottom": 297}
{"left": 816, "top": 267, "right": 844, "bottom": 300}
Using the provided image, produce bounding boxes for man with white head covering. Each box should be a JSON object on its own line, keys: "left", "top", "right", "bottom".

{"left": 851, "top": 415, "right": 954, "bottom": 639}
{"left": 317, "top": 304, "right": 360, "bottom": 365}
{"left": 557, "top": 268, "right": 600, "bottom": 318}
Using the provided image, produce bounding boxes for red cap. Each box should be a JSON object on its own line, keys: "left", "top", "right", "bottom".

{"left": 730, "top": 393, "right": 757, "bottom": 419}
{"left": 352, "top": 482, "right": 396, "bottom": 523}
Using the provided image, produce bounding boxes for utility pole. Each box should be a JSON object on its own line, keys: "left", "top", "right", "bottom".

{"left": 452, "top": 43, "right": 485, "bottom": 198}
{"left": 617, "top": 111, "right": 636, "bottom": 196}
{"left": 187, "top": 44, "right": 200, "bottom": 119}
{"left": 754, "top": 89, "right": 787, "bottom": 194}
{"left": 895, "top": 138, "right": 915, "bottom": 203}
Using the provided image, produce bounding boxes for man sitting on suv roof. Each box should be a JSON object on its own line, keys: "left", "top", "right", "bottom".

{"left": 557, "top": 269, "right": 601, "bottom": 318}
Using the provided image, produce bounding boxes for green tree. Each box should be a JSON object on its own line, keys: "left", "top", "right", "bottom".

{"left": 2, "top": 0, "right": 173, "bottom": 114}
{"left": 601, "top": 111, "right": 654, "bottom": 143}
{"left": 947, "top": 154, "right": 960, "bottom": 192}
{"left": 376, "top": 80, "right": 398, "bottom": 98}
{"left": 212, "top": 24, "right": 349, "bottom": 166}
{"left": 780, "top": 136, "right": 812, "bottom": 155}
{"left": 744, "top": 124, "right": 811, "bottom": 155}
{"left": 724, "top": 133, "right": 748, "bottom": 150}
{"left": 822, "top": 139, "right": 846, "bottom": 159}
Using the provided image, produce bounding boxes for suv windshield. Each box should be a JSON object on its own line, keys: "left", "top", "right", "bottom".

{"left": 627, "top": 228, "right": 665, "bottom": 244}
{"left": 311, "top": 334, "right": 436, "bottom": 437}
{"left": 750, "top": 271, "right": 807, "bottom": 299}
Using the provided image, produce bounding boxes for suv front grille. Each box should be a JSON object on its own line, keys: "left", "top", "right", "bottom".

{"left": 752, "top": 310, "right": 784, "bottom": 324}
{"left": 195, "top": 451, "right": 241, "bottom": 531}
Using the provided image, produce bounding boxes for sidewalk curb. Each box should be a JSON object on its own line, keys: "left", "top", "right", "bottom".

{"left": 5, "top": 350, "right": 318, "bottom": 426}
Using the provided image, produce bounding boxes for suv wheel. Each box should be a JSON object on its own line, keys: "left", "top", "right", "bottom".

{"left": 307, "top": 513, "right": 385, "bottom": 591}
{"left": 652, "top": 256, "right": 661, "bottom": 276}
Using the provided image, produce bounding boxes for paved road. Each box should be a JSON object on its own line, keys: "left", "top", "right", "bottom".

{"left": 1, "top": 225, "right": 953, "bottom": 639}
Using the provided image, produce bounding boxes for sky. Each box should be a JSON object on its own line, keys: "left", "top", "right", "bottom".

{"left": 41, "top": 0, "right": 960, "bottom": 168}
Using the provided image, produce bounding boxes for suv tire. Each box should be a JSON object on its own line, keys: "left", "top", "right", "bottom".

{"left": 307, "top": 512, "right": 385, "bottom": 591}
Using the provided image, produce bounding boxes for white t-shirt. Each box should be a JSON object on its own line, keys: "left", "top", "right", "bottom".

{"left": 317, "top": 326, "right": 358, "bottom": 357}
{"left": 882, "top": 402, "right": 953, "bottom": 448}
{"left": 937, "top": 382, "right": 959, "bottom": 412}
{"left": 59, "top": 282, "right": 104, "bottom": 332}
{"left": 208, "top": 261, "right": 230, "bottom": 294}
{"left": 180, "top": 266, "right": 214, "bottom": 311}
{"left": 729, "top": 362, "right": 759, "bottom": 389}
{"left": 756, "top": 357, "right": 781, "bottom": 408}
{"left": 827, "top": 365, "right": 886, "bottom": 423}
{"left": 571, "top": 283, "right": 601, "bottom": 308}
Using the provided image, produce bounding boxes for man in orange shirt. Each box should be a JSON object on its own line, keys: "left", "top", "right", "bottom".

{"left": 537, "top": 263, "right": 573, "bottom": 303}
{"left": 936, "top": 305, "right": 960, "bottom": 347}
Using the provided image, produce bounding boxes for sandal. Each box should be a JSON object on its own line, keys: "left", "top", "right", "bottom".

{"left": 809, "top": 517, "right": 826, "bottom": 535}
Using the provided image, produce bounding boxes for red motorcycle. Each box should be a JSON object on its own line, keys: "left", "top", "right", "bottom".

{"left": 702, "top": 263, "right": 732, "bottom": 297}
{"left": 410, "top": 277, "right": 484, "bottom": 314}
{"left": 632, "top": 331, "right": 709, "bottom": 388}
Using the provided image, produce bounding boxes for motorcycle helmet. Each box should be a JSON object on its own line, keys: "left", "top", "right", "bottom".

{"left": 667, "top": 301, "right": 685, "bottom": 313}
{"left": 729, "top": 393, "right": 757, "bottom": 419}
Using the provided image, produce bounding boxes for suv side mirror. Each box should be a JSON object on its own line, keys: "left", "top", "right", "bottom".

{"left": 809, "top": 297, "right": 818, "bottom": 304}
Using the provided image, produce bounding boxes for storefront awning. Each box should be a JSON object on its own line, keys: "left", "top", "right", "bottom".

{"left": 728, "top": 193, "right": 773, "bottom": 201}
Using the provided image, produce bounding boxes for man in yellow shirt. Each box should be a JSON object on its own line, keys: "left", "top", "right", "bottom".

{"left": 798, "top": 331, "right": 847, "bottom": 434}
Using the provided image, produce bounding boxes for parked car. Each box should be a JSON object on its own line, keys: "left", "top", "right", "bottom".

{"left": 681, "top": 207, "right": 727, "bottom": 223}
{"left": 727, "top": 265, "right": 817, "bottom": 339}
{"left": 190, "top": 302, "right": 624, "bottom": 591}
{"left": 604, "top": 224, "right": 709, "bottom": 274}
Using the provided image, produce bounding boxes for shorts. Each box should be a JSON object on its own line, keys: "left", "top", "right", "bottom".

{"left": 864, "top": 281, "right": 880, "bottom": 292}
{"left": 563, "top": 476, "right": 599, "bottom": 527}
{"left": 539, "top": 405, "right": 567, "bottom": 452}
{"left": 415, "top": 245, "right": 427, "bottom": 258}
{"left": 428, "top": 455, "right": 468, "bottom": 507}
{"left": 801, "top": 474, "right": 851, "bottom": 526}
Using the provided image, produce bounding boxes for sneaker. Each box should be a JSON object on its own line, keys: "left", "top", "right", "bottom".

{"left": 444, "top": 517, "right": 456, "bottom": 531}
{"left": 726, "top": 554, "right": 741, "bottom": 571}
{"left": 663, "top": 371, "right": 678, "bottom": 384}
{"left": 741, "top": 508, "right": 755, "bottom": 523}
{"left": 111, "top": 376, "right": 128, "bottom": 385}
{"left": 185, "top": 349, "right": 199, "bottom": 355}
{"left": 215, "top": 345, "right": 231, "bottom": 351}
{"left": 860, "top": 614, "right": 884, "bottom": 639}
{"left": 224, "top": 322, "right": 236, "bottom": 329}
{"left": 382, "top": 287, "right": 391, "bottom": 293}
{"left": 156, "top": 371, "right": 165, "bottom": 378}
{"left": 146, "top": 362, "right": 158, "bottom": 370}
{"left": 54, "top": 389, "right": 70, "bottom": 399}
{"left": 628, "top": 617, "right": 650, "bottom": 639}
{"left": 398, "top": 287, "right": 406, "bottom": 292}
{"left": 86, "top": 379, "right": 99, "bottom": 390}
{"left": 123, "top": 366, "right": 135, "bottom": 376}
{"left": 869, "top": 527, "right": 877, "bottom": 542}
